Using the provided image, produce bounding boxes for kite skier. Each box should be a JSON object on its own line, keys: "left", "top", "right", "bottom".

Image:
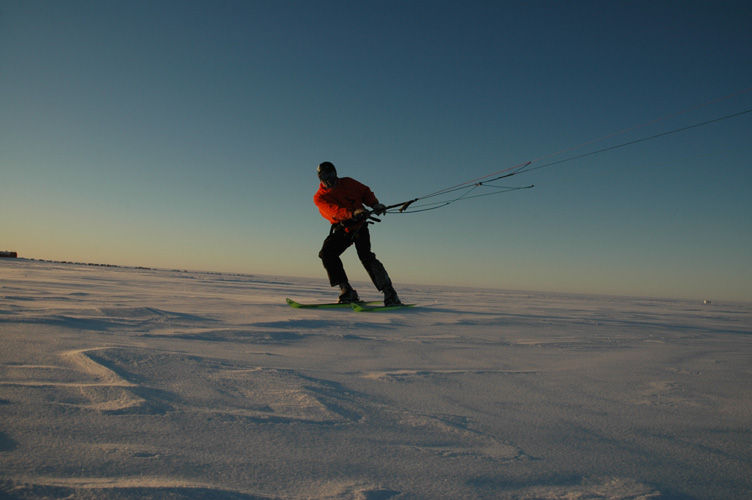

{"left": 314, "top": 162, "right": 402, "bottom": 306}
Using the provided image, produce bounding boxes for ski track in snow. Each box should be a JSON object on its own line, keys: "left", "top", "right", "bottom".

{"left": 1, "top": 259, "right": 751, "bottom": 499}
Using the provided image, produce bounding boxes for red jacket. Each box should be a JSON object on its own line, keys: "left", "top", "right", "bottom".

{"left": 314, "top": 177, "right": 379, "bottom": 230}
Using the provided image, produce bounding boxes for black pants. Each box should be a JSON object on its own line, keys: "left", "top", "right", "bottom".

{"left": 319, "top": 225, "right": 392, "bottom": 291}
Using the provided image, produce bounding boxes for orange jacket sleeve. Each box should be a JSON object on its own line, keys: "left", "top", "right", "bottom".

{"left": 314, "top": 177, "right": 379, "bottom": 225}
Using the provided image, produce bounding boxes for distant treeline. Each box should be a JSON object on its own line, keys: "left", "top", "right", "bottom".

{"left": 14, "top": 257, "right": 254, "bottom": 279}
{"left": 31, "top": 258, "right": 143, "bottom": 269}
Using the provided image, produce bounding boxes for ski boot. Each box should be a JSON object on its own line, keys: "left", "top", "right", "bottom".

{"left": 338, "top": 283, "right": 360, "bottom": 304}
{"left": 383, "top": 286, "right": 402, "bottom": 307}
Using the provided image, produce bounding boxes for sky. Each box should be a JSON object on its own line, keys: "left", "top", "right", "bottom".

{"left": 2, "top": 0, "right": 751, "bottom": 302}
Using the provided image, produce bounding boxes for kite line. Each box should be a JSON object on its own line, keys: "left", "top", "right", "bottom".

{"left": 381, "top": 87, "right": 752, "bottom": 215}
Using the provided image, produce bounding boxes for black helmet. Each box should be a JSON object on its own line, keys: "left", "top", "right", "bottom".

{"left": 317, "top": 161, "right": 338, "bottom": 188}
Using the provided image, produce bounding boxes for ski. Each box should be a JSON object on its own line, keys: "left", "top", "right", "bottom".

{"left": 350, "top": 302, "right": 416, "bottom": 312}
{"left": 286, "top": 298, "right": 382, "bottom": 309}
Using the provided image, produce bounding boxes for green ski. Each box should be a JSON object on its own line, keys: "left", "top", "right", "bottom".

{"left": 286, "top": 298, "right": 382, "bottom": 309}
{"left": 350, "top": 302, "right": 416, "bottom": 312}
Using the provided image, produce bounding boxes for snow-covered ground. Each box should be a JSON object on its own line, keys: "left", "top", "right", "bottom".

{"left": 1, "top": 259, "right": 750, "bottom": 499}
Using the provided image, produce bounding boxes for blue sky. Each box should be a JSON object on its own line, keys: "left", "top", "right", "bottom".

{"left": 2, "top": 0, "right": 751, "bottom": 301}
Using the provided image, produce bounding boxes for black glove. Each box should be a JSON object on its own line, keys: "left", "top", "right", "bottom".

{"left": 372, "top": 203, "right": 386, "bottom": 216}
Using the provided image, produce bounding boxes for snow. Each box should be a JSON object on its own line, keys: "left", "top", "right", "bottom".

{"left": 1, "top": 259, "right": 751, "bottom": 500}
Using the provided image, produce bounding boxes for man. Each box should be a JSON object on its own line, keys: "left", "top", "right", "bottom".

{"left": 314, "top": 161, "right": 402, "bottom": 306}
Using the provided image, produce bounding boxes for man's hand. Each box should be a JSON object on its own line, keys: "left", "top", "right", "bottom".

{"left": 353, "top": 208, "right": 370, "bottom": 220}
{"left": 372, "top": 203, "right": 386, "bottom": 216}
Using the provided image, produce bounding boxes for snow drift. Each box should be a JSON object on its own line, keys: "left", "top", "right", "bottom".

{"left": 1, "top": 259, "right": 750, "bottom": 499}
